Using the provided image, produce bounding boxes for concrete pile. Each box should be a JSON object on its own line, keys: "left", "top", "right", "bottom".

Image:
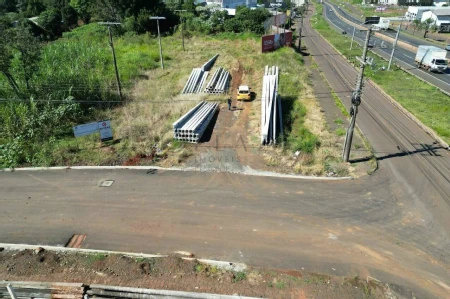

{"left": 204, "top": 67, "right": 231, "bottom": 94}
{"left": 173, "top": 101, "right": 218, "bottom": 143}
{"left": 181, "top": 54, "right": 219, "bottom": 94}
{"left": 261, "top": 66, "right": 283, "bottom": 145}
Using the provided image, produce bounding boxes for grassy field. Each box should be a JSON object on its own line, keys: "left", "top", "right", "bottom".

{"left": 330, "top": 0, "right": 407, "bottom": 19}
{"left": 311, "top": 3, "right": 450, "bottom": 144}
{"left": 1, "top": 22, "right": 361, "bottom": 176}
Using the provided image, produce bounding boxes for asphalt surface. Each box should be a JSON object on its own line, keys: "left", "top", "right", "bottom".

{"left": 324, "top": 2, "right": 450, "bottom": 92}
{"left": 2, "top": 8, "right": 450, "bottom": 299}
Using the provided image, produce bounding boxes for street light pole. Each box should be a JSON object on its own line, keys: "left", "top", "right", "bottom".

{"left": 387, "top": 17, "right": 405, "bottom": 71}
{"left": 350, "top": 26, "right": 355, "bottom": 50}
{"left": 150, "top": 16, "right": 166, "bottom": 69}
{"left": 175, "top": 10, "right": 187, "bottom": 51}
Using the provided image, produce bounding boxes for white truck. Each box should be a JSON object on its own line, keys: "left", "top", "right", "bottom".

{"left": 415, "top": 45, "right": 448, "bottom": 73}
{"left": 371, "top": 17, "right": 390, "bottom": 31}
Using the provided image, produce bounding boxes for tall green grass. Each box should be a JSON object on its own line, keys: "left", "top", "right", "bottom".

{"left": 1, "top": 23, "right": 164, "bottom": 102}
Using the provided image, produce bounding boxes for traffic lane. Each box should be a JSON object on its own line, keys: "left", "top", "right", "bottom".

{"left": 324, "top": 5, "right": 450, "bottom": 85}
{"left": 302, "top": 14, "right": 450, "bottom": 238}
{"left": 1, "top": 169, "right": 449, "bottom": 298}
{"left": 326, "top": 1, "right": 439, "bottom": 49}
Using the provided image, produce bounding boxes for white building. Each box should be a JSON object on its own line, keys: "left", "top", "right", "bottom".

{"left": 434, "top": 0, "right": 449, "bottom": 7}
{"left": 206, "top": 0, "right": 257, "bottom": 8}
{"left": 421, "top": 9, "right": 450, "bottom": 26}
{"left": 405, "top": 6, "right": 437, "bottom": 20}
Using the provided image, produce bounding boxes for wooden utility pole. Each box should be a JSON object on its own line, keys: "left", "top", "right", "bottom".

{"left": 99, "top": 22, "right": 123, "bottom": 100}
{"left": 150, "top": 17, "right": 166, "bottom": 69}
{"left": 175, "top": 10, "right": 187, "bottom": 51}
{"left": 343, "top": 29, "right": 372, "bottom": 162}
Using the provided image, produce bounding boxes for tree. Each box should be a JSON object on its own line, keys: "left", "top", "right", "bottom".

{"left": 13, "top": 22, "right": 41, "bottom": 91}
{"left": 61, "top": 4, "right": 77, "bottom": 29}
{"left": 422, "top": 18, "right": 434, "bottom": 38}
{"left": 182, "top": 0, "right": 195, "bottom": 14}
{"left": 70, "top": 0, "right": 91, "bottom": 24}
{"left": 0, "top": 0, "right": 18, "bottom": 13}
{"left": 26, "top": 0, "right": 46, "bottom": 16}
{"left": 0, "top": 18, "right": 22, "bottom": 98}
{"left": 39, "top": 8, "right": 62, "bottom": 38}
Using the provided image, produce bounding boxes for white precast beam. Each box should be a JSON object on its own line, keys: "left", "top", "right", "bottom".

{"left": 182, "top": 104, "right": 209, "bottom": 131}
{"left": 181, "top": 102, "right": 208, "bottom": 131}
{"left": 191, "top": 69, "right": 203, "bottom": 93}
{"left": 193, "top": 103, "right": 218, "bottom": 142}
{"left": 173, "top": 101, "right": 204, "bottom": 129}
{"left": 185, "top": 103, "right": 213, "bottom": 132}
{"left": 206, "top": 68, "right": 220, "bottom": 90}
{"left": 185, "top": 69, "right": 197, "bottom": 94}
{"left": 182, "top": 69, "right": 196, "bottom": 94}
{"left": 261, "top": 76, "right": 267, "bottom": 144}
{"left": 189, "top": 69, "right": 202, "bottom": 93}
{"left": 201, "top": 54, "right": 219, "bottom": 71}
{"left": 179, "top": 103, "right": 208, "bottom": 132}
{"left": 196, "top": 71, "right": 209, "bottom": 93}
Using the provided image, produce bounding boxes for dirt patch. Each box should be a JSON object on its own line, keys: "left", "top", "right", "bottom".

{"left": 1, "top": 248, "right": 387, "bottom": 298}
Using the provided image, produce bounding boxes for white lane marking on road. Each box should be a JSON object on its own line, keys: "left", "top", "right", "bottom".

{"left": 403, "top": 54, "right": 413, "bottom": 59}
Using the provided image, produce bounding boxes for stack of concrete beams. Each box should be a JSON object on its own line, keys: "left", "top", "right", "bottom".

{"left": 173, "top": 101, "right": 218, "bottom": 143}
{"left": 261, "top": 65, "right": 283, "bottom": 145}
{"left": 204, "top": 67, "right": 231, "bottom": 94}
{"left": 181, "top": 54, "right": 219, "bottom": 94}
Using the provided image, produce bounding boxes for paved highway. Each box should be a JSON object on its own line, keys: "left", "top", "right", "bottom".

{"left": 323, "top": 2, "right": 450, "bottom": 92}
{"left": 1, "top": 6, "right": 450, "bottom": 299}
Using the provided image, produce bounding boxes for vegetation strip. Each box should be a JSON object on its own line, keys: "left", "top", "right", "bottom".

{"left": 311, "top": 3, "right": 450, "bottom": 145}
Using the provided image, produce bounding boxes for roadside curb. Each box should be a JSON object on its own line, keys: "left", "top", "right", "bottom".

{"left": 0, "top": 243, "right": 247, "bottom": 273}
{"left": 1, "top": 165, "right": 354, "bottom": 181}
{"left": 0, "top": 243, "right": 167, "bottom": 259}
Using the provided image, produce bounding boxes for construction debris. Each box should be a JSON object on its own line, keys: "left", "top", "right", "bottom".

{"left": 261, "top": 66, "right": 283, "bottom": 145}
{"left": 173, "top": 101, "right": 218, "bottom": 143}
{"left": 0, "top": 281, "right": 84, "bottom": 299}
{"left": 204, "top": 67, "right": 231, "bottom": 94}
{"left": 181, "top": 54, "right": 219, "bottom": 94}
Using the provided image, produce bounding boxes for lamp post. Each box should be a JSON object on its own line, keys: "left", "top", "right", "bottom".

{"left": 150, "top": 16, "right": 166, "bottom": 69}
{"left": 387, "top": 17, "right": 405, "bottom": 71}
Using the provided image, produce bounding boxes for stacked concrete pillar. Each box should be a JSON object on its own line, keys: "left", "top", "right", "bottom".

{"left": 261, "top": 66, "right": 283, "bottom": 145}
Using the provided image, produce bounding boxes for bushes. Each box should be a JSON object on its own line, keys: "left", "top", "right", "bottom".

{"left": 0, "top": 98, "right": 82, "bottom": 168}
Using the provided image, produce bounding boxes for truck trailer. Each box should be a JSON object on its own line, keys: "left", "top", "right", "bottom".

{"left": 415, "top": 45, "right": 448, "bottom": 73}
{"left": 371, "top": 17, "right": 390, "bottom": 31}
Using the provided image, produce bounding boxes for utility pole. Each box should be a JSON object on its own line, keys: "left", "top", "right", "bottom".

{"left": 99, "top": 22, "right": 123, "bottom": 100}
{"left": 150, "top": 16, "right": 166, "bottom": 69}
{"left": 175, "top": 10, "right": 187, "bottom": 51}
{"left": 350, "top": 26, "right": 355, "bottom": 50}
{"left": 342, "top": 29, "right": 372, "bottom": 162}
{"left": 388, "top": 18, "right": 404, "bottom": 70}
{"left": 298, "top": 5, "right": 305, "bottom": 51}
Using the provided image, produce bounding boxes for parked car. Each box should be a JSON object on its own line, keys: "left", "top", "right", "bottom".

{"left": 445, "top": 45, "right": 450, "bottom": 51}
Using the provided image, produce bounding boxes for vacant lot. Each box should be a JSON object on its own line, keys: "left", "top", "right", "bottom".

{"left": 1, "top": 24, "right": 373, "bottom": 176}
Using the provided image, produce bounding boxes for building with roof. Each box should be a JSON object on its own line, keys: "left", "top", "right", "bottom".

{"left": 405, "top": 6, "right": 450, "bottom": 20}
{"left": 205, "top": 0, "right": 257, "bottom": 8}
